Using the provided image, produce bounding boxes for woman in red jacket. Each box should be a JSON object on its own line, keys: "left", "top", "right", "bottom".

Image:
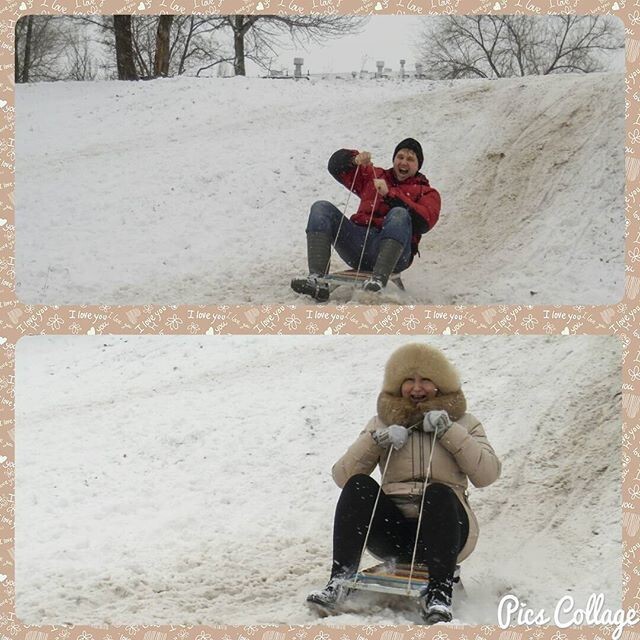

{"left": 291, "top": 138, "right": 441, "bottom": 302}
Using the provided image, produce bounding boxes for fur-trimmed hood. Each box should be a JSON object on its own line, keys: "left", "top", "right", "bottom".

{"left": 378, "top": 343, "right": 465, "bottom": 426}
{"left": 377, "top": 389, "right": 467, "bottom": 426}
{"left": 382, "top": 343, "right": 461, "bottom": 394}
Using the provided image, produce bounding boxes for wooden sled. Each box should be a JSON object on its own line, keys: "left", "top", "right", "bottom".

{"left": 318, "top": 269, "right": 405, "bottom": 292}
{"left": 343, "top": 563, "right": 461, "bottom": 598}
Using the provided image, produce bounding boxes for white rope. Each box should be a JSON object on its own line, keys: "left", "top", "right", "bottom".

{"left": 323, "top": 164, "right": 360, "bottom": 276}
{"left": 352, "top": 443, "right": 394, "bottom": 585}
{"left": 352, "top": 420, "right": 423, "bottom": 584}
{"left": 406, "top": 424, "right": 439, "bottom": 594}
{"left": 355, "top": 187, "right": 379, "bottom": 281}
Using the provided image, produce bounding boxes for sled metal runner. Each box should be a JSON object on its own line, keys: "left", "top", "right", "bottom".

{"left": 318, "top": 269, "right": 405, "bottom": 291}
{"left": 344, "top": 563, "right": 460, "bottom": 598}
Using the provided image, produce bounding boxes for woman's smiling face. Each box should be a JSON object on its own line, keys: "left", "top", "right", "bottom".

{"left": 400, "top": 375, "right": 438, "bottom": 404}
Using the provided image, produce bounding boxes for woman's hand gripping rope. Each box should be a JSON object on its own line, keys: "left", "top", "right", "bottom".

{"left": 422, "top": 410, "right": 453, "bottom": 438}
{"left": 372, "top": 415, "right": 435, "bottom": 451}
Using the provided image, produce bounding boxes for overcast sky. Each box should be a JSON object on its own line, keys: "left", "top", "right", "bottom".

{"left": 244, "top": 14, "right": 624, "bottom": 77}
{"left": 253, "top": 16, "right": 425, "bottom": 75}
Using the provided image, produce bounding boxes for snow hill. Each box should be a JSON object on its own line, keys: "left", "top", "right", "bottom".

{"left": 16, "top": 72, "right": 624, "bottom": 305}
{"left": 15, "top": 335, "right": 621, "bottom": 625}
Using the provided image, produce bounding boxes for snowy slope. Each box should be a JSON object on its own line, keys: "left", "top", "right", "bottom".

{"left": 15, "top": 335, "right": 621, "bottom": 625}
{"left": 15, "top": 72, "right": 624, "bottom": 305}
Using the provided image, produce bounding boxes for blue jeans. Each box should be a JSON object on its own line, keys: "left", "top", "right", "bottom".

{"left": 306, "top": 200, "right": 413, "bottom": 273}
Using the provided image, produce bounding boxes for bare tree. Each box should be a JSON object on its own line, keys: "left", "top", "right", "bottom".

{"left": 417, "top": 15, "right": 624, "bottom": 79}
{"left": 174, "top": 16, "right": 226, "bottom": 76}
{"left": 15, "top": 16, "right": 69, "bottom": 82}
{"left": 149, "top": 16, "right": 226, "bottom": 77}
{"left": 21, "top": 16, "right": 34, "bottom": 82}
{"left": 228, "top": 16, "right": 252, "bottom": 76}
{"left": 114, "top": 15, "right": 138, "bottom": 80}
{"left": 153, "top": 15, "right": 173, "bottom": 77}
{"left": 67, "top": 16, "right": 123, "bottom": 80}
{"left": 13, "top": 13, "right": 366, "bottom": 82}
{"left": 63, "top": 29, "right": 97, "bottom": 81}
{"left": 216, "top": 15, "right": 368, "bottom": 76}
{"left": 93, "top": 16, "right": 226, "bottom": 78}
{"left": 129, "top": 16, "right": 155, "bottom": 78}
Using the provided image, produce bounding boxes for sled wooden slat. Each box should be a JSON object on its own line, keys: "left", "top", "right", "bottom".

{"left": 344, "top": 563, "right": 430, "bottom": 597}
{"left": 319, "top": 270, "right": 405, "bottom": 291}
{"left": 343, "top": 563, "right": 460, "bottom": 598}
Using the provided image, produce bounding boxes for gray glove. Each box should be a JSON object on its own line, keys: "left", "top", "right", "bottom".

{"left": 372, "top": 425, "right": 409, "bottom": 450}
{"left": 422, "top": 410, "right": 453, "bottom": 438}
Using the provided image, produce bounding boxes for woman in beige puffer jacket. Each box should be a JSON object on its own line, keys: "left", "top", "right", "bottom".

{"left": 306, "top": 343, "right": 501, "bottom": 624}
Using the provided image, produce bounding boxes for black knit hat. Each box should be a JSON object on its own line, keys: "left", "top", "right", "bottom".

{"left": 393, "top": 138, "right": 423, "bottom": 170}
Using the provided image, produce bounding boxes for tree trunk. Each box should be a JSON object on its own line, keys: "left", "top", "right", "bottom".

{"left": 153, "top": 15, "right": 174, "bottom": 77}
{"left": 14, "top": 22, "right": 21, "bottom": 83}
{"left": 114, "top": 15, "right": 138, "bottom": 80}
{"left": 233, "top": 16, "right": 246, "bottom": 76}
{"left": 22, "top": 15, "right": 34, "bottom": 83}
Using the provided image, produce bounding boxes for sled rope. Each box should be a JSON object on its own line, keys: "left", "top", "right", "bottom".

{"left": 323, "top": 164, "right": 360, "bottom": 276}
{"left": 355, "top": 187, "right": 379, "bottom": 281}
{"left": 406, "top": 425, "right": 439, "bottom": 594}
{"left": 353, "top": 419, "right": 424, "bottom": 585}
{"left": 352, "top": 442, "right": 393, "bottom": 585}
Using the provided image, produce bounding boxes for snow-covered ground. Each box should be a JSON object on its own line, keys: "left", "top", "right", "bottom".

{"left": 15, "top": 335, "right": 621, "bottom": 625}
{"left": 15, "top": 72, "right": 624, "bottom": 305}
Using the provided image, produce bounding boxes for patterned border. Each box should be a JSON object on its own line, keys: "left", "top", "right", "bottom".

{"left": 0, "top": 0, "right": 639, "bottom": 638}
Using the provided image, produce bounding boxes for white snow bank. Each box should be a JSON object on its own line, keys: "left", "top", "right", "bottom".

{"left": 15, "top": 335, "right": 621, "bottom": 625}
{"left": 15, "top": 72, "right": 624, "bottom": 305}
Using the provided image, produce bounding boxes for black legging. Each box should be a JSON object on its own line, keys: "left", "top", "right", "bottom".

{"left": 331, "top": 474, "right": 469, "bottom": 584}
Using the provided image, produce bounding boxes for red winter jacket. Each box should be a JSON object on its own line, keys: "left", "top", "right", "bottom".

{"left": 328, "top": 148, "right": 441, "bottom": 255}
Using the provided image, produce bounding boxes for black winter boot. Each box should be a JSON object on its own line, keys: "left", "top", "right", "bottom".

{"left": 290, "top": 275, "right": 330, "bottom": 302}
{"left": 363, "top": 238, "right": 404, "bottom": 292}
{"left": 420, "top": 576, "right": 454, "bottom": 624}
{"left": 291, "top": 232, "right": 333, "bottom": 301}
{"left": 306, "top": 577, "right": 350, "bottom": 615}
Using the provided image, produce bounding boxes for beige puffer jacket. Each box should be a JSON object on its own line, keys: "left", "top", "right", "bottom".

{"left": 331, "top": 412, "right": 500, "bottom": 562}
